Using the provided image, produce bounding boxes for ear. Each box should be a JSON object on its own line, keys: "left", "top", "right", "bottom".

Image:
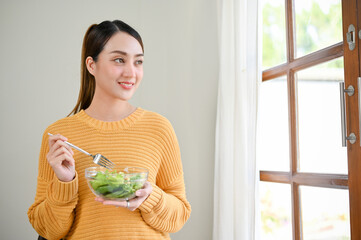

{"left": 86, "top": 56, "right": 96, "bottom": 75}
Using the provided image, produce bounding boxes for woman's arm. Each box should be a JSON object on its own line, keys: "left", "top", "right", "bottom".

{"left": 138, "top": 174, "right": 191, "bottom": 232}
{"left": 28, "top": 132, "right": 78, "bottom": 240}
{"left": 138, "top": 120, "right": 191, "bottom": 232}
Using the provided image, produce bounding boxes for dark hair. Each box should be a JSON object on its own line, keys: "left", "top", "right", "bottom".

{"left": 68, "top": 20, "right": 144, "bottom": 116}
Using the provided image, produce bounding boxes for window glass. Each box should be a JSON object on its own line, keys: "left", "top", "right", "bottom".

{"left": 297, "top": 58, "right": 347, "bottom": 174}
{"left": 295, "top": 0, "right": 342, "bottom": 57}
{"left": 258, "top": 77, "right": 290, "bottom": 171}
{"left": 301, "top": 186, "right": 350, "bottom": 239}
{"left": 260, "top": 182, "right": 292, "bottom": 239}
{"left": 262, "top": 0, "right": 287, "bottom": 69}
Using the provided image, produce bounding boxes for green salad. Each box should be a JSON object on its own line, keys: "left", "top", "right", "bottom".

{"left": 90, "top": 170, "right": 145, "bottom": 199}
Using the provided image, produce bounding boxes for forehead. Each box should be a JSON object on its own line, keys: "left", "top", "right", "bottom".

{"left": 102, "top": 32, "right": 143, "bottom": 55}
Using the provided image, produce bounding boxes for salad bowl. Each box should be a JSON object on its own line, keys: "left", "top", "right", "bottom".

{"left": 85, "top": 166, "right": 148, "bottom": 201}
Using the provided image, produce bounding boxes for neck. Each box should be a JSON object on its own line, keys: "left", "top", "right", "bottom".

{"left": 85, "top": 99, "right": 136, "bottom": 122}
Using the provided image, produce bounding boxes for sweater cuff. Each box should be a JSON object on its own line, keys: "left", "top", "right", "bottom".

{"left": 47, "top": 172, "right": 78, "bottom": 204}
{"left": 138, "top": 183, "right": 163, "bottom": 214}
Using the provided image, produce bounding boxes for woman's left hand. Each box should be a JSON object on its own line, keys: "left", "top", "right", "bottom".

{"left": 95, "top": 181, "right": 153, "bottom": 211}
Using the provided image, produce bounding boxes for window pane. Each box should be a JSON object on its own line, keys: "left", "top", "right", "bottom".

{"left": 258, "top": 77, "right": 289, "bottom": 171}
{"left": 262, "top": 0, "right": 287, "bottom": 69}
{"left": 260, "top": 182, "right": 292, "bottom": 239}
{"left": 301, "top": 186, "right": 350, "bottom": 240}
{"left": 295, "top": 0, "right": 342, "bottom": 57}
{"left": 297, "top": 58, "right": 347, "bottom": 174}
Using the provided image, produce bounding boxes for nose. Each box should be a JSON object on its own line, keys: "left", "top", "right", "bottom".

{"left": 123, "top": 62, "right": 136, "bottom": 78}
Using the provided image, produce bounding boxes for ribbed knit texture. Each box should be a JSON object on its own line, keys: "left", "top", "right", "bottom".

{"left": 28, "top": 108, "right": 191, "bottom": 240}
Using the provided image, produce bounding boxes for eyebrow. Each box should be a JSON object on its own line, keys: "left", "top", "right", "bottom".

{"left": 109, "top": 50, "right": 144, "bottom": 57}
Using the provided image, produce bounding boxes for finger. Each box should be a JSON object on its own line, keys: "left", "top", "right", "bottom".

{"left": 49, "top": 145, "right": 74, "bottom": 162}
{"left": 53, "top": 140, "right": 74, "bottom": 155}
{"left": 48, "top": 146, "right": 75, "bottom": 166}
{"left": 127, "top": 201, "right": 137, "bottom": 211}
{"left": 47, "top": 146, "right": 63, "bottom": 164}
{"left": 135, "top": 189, "right": 147, "bottom": 197}
{"left": 94, "top": 197, "right": 105, "bottom": 203}
{"left": 143, "top": 181, "right": 152, "bottom": 190}
{"left": 49, "top": 134, "right": 68, "bottom": 141}
{"left": 50, "top": 153, "right": 75, "bottom": 168}
{"left": 49, "top": 140, "right": 74, "bottom": 156}
{"left": 61, "top": 152, "right": 75, "bottom": 167}
{"left": 94, "top": 197, "right": 120, "bottom": 207}
{"left": 48, "top": 134, "right": 67, "bottom": 147}
{"left": 102, "top": 200, "right": 128, "bottom": 208}
{"left": 135, "top": 182, "right": 152, "bottom": 197}
{"left": 49, "top": 139, "right": 64, "bottom": 153}
{"left": 48, "top": 135, "right": 74, "bottom": 155}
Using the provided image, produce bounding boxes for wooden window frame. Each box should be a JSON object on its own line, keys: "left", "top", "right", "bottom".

{"left": 259, "top": 0, "right": 361, "bottom": 239}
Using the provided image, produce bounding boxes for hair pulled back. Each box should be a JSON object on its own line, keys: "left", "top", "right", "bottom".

{"left": 68, "top": 20, "right": 144, "bottom": 116}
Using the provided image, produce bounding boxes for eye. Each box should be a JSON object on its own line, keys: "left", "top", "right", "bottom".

{"left": 115, "top": 58, "right": 124, "bottom": 63}
{"left": 135, "top": 60, "right": 143, "bottom": 65}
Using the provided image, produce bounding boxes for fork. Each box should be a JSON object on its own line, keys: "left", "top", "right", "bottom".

{"left": 48, "top": 133, "right": 115, "bottom": 170}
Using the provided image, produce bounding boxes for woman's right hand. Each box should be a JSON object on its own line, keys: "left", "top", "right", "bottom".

{"left": 46, "top": 134, "right": 75, "bottom": 182}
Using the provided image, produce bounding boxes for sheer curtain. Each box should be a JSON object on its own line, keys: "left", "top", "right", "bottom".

{"left": 213, "top": 0, "right": 260, "bottom": 239}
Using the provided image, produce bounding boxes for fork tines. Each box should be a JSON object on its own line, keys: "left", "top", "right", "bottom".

{"left": 94, "top": 154, "right": 115, "bottom": 170}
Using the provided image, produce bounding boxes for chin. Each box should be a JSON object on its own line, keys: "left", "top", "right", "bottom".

{"left": 117, "top": 95, "right": 134, "bottom": 101}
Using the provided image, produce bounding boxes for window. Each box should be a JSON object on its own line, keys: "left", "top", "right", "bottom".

{"left": 258, "top": 0, "right": 361, "bottom": 239}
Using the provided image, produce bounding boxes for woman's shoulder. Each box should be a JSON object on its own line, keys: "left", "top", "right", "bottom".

{"left": 140, "top": 108, "right": 173, "bottom": 127}
{"left": 43, "top": 112, "right": 81, "bottom": 134}
{"left": 139, "top": 108, "right": 178, "bottom": 136}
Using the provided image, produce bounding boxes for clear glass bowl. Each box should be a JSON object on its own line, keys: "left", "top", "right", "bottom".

{"left": 85, "top": 166, "right": 148, "bottom": 201}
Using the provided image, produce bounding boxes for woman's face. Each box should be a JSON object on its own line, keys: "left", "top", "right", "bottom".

{"left": 87, "top": 31, "right": 144, "bottom": 102}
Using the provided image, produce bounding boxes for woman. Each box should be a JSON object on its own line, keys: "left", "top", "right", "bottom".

{"left": 28, "top": 20, "right": 191, "bottom": 240}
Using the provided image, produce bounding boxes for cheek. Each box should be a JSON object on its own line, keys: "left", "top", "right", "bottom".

{"left": 108, "top": 66, "right": 121, "bottom": 76}
{"left": 98, "top": 63, "right": 119, "bottom": 75}
{"left": 95, "top": 65, "right": 113, "bottom": 78}
{"left": 136, "top": 69, "right": 144, "bottom": 81}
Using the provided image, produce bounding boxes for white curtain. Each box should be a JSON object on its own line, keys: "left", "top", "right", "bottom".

{"left": 213, "top": 0, "right": 260, "bottom": 239}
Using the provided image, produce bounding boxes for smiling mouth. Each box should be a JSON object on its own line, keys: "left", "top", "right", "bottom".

{"left": 118, "top": 82, "right": 135, "bottom": 86}
{"left": 118, "top": 82, "right": 135, "bottom": 90}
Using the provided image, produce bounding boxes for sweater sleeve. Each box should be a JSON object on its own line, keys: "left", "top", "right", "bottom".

{"left": 27, "top": 131, "right": 79, "bottom": 240}
{"left": 138, "top": 120, "right": 191, "bottom": 233}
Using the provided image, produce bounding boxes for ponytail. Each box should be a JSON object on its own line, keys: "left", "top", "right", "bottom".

{"left": 68, "top": 24, "right": 97, "bottom": 116}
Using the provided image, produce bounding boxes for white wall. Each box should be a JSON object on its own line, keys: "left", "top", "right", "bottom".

{"left": 0, "top": 0, "right": 218, "bottom": 239}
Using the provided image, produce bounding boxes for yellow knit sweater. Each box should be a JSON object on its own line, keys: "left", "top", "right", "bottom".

{"left": 28, "top": 108, "right": 191, "bottom": 240}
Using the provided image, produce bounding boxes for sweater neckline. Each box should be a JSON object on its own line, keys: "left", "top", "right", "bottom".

{"left": 74, "top": 107, "right": 144, "bottom": 131}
